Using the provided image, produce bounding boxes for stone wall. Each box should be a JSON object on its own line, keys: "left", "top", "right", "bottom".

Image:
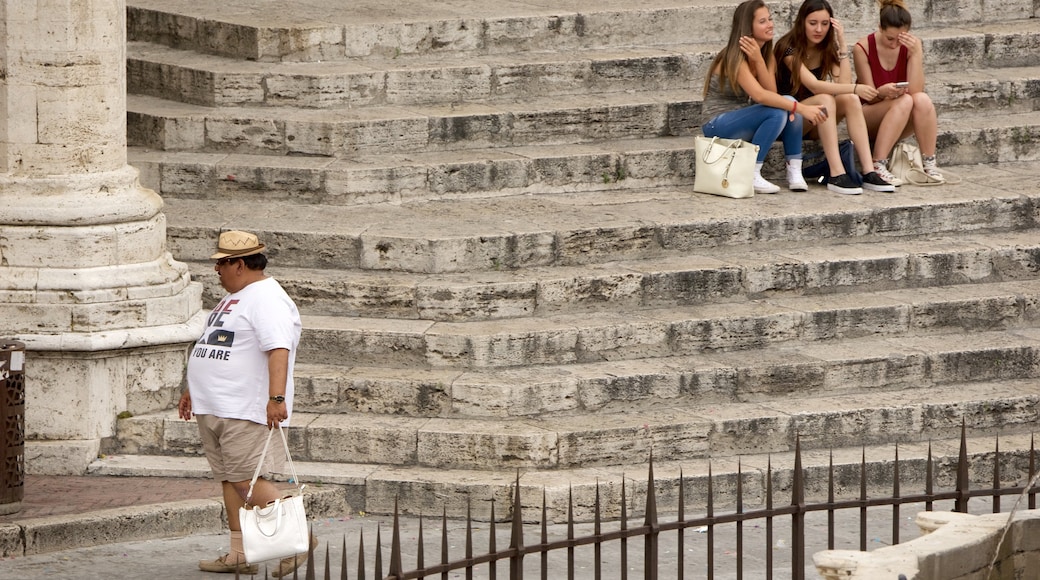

{"left": 814, "top": 509, "right": 1040, "bottom": 579}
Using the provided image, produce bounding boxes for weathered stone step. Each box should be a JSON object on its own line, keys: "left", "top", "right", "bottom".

{"left": 163, "top": 165, "right": 1040, "bottom": 274}
{"left": 292, "top": 280, "right": 1040, "bottom": 369}
{"left": 127, "top": 40, "right": 708, "bottom": 108}
{"left": 94, "top": 426, "right": 1037, "bottom": 519}
{"left": 108, "top": 378, "right": 1040, "bottom": 471}
{"left": 180, "top": 231, "right": 1040, "bottom": 322}
{"left": 128, "top": 107, "right": 1040, "bottom": 202}
{"left": 127, "top": 80, "right": 1040, "bottom": 160}
{"left": 127, "top": 90, "right": 693, "bottom": 156}
{"left": 127, "top": 30, "right": 1040, "bottom": 110}
{"left": 130, "top": 137, "right": 697, "bottom": 206}
{"left": 287, "top": 328, "right": 1040, "bottom": 417}
{"left": 126, "top": 0, "right": 1038, "bottom": 63}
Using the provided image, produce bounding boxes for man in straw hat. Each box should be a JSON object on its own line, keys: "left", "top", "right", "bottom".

{"left": 178, "top": 230, "right": 314, "bottom": 576}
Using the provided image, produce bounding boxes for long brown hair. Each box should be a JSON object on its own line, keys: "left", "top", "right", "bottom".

{"left": 702, "top": 0, "right": 774, "bottom": 98}
{"left": 774, "top": 0, "right": 841, "bottom": 96}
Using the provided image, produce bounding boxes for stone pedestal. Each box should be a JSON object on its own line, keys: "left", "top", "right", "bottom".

{"left": 0, "top": 0, "right": 203, "bottom": 474}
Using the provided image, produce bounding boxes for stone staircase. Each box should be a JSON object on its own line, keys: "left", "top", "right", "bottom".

{"left": 98, "top": 0, "right": 1040, "bottom": 519}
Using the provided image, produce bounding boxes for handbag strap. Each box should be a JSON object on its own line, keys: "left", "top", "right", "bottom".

{"left": 701, "top": 137, "right": 744, "bottom": 165}
{"left": 245, "top": 424, "right": 305, "bottom": 506}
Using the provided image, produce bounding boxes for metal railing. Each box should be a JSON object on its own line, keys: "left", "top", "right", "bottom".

{"left": 269, "top": 426, "right": 1038, "bottom": 580}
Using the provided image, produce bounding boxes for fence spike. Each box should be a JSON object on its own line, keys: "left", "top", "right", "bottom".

{"left": 1030, "top": 434, "right": 1036, "bottom": 510}
{"left": 766, "top": 457, "right": 773, "bottom": 580}
{"left": 341, "top": 534, "right": 348, "bottom": 580}
{"left": 707, "top": 462, "right": 714, "bottom": 580}
{"left": 593, "top": 480, "right": 602, "bottom": 579}
{"left": 389, "top": 498, "right": 403, "bottom": 579}
{"left": 827, "top": 451, "right": 835, "bottom": 550}
{"left": 509, "top": 471, "right": 523, "bottom": 580}
{"left": 375, "top": 524, "right": 383, "bottom": 580}
{"left": 417, "top": 513, "right": 425, "bottom": 573}
{"left": 568, "top": 485, "right": 575, "bottom": 580}
{"left": 926, "top": 441, "right": 934, "bottom": 512}
{"left": 736, "top": 459, "right": 743, "bottom": 580}
{"left": 677, "top": 468, "right": 685, "bottom": 580}
{"left": 956, "top": 420, "right": 969, "bottom": 513}
{"left": 357, "top": 530, "right": 365, "bottom": 580}
{"left": 442, "top": 507, "right": 449, "bottom": 580}
{"left": 621, "top": 475, "right": 628, "bottom": 580}
{"left": 466, "top": 497, "right": 474, "bottom": 580}
{"left": 892, "top": 445, "right": 900, "bottom": 546}
{"left": 860, "top": 447, "right": 867, "bottom": 552}
{"left": 993, "top": 436, "right": 1001, "bottom": 513}
{"left": 541, "top": 488, "right": 548, "bottom": 580}
{"left": 644, "top": 459, "right": 658, "bottom": 580}
{"left": 489, "top": 498, "right": 498, "bottom": 580}
{"left": 324, "top": 539, "right": 331, "bottom": 580}
{"left": 792, "top": 436, "right": 805, "bottom": 580}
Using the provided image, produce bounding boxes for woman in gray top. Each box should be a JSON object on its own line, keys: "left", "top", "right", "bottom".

{"left": 702, "top": 0, "right": 827, "bottom": 194}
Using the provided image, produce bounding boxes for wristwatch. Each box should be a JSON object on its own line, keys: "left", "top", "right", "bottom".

{"left": 269, "top": 395, "right": 286, "bottom": 403}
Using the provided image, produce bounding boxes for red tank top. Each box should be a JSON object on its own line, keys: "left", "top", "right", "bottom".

{"left": 857, "top": 32, "right": 908, "bottom": 87}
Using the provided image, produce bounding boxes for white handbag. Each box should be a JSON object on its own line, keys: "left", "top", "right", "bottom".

{"left": 694, "top": 135, "right": 759, "bottom": 198}
{"left": 888, "top": 142, "right": 960, "bottom": 186}
{"left": 239, "top": 425, "right": 310, "bottom": 563}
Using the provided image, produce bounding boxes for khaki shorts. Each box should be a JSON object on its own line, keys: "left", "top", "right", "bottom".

{"left": 196, "top": 415, "right": 286, "bottom": 482}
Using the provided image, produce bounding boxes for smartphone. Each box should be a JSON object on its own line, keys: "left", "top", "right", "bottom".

{"left": 895, "top": 81, "right": 909, "bottom": 88}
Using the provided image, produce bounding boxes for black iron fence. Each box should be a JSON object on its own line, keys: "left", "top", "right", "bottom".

{"left": 267, "top": 426, "right": 1038, "bottom": 580}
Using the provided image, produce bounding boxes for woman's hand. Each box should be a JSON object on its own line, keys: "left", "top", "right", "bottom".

{"left": 898, "top": 31, "right": 922, "bottom": 57}
{"left": 854, "top": 83, "right": 879, "bottom": 102}
{"left": 739, "top": 35, "right": 764, "bottom": 68}
{"left": 880, "top": 82, "right": 907, "bottom": 100}
{"left": 798, "top": 103, "right": 828, "bottom": 126}
{"left": 829, "top": 18, "right": 846, "bottom": 48}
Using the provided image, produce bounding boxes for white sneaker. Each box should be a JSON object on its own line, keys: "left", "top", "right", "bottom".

{"left": 922, "top": 156, "right": 945, "bottom": 183}
{"left": 873, "top": 160, "right": 903, "bottom": 187}
{"left": 753, "top": 172, "right": 781, "bottom": 194}
{"left": 786, "top": 160, "right": 808, "bottom": 191}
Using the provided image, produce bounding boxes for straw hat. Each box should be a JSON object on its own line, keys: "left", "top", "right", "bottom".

{"left": 210, "top": 230, "right": 266, "bottom": 260}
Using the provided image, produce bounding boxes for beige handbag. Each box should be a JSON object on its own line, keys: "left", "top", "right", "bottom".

{"left": 888, "top": 142, "right": 960, "bottom": 185}
{"left": 694, "top": 135, "right": 758, "bottom": 198}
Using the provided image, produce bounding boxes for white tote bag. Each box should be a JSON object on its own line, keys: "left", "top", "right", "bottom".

{"left": 239, "top": 425, "right": 310, "bottom": 563}
{"left": 694, "top": 135, "right": 759, "bottom": 198}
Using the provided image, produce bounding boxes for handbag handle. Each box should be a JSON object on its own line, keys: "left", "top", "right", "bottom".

{"left": 245, "top": 424, "right": 305, "bottom": 506}
{"left": 700, "top": 137, "right": 745, "bottom": 165}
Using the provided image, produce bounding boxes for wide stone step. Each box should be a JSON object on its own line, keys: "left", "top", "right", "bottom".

{"left": 290, "top": 281, "right": 1040, "bottom": 369}
{"left": 129, "top": 109, "right": 1040, "bottom": 203}
{"left": 127, "top": 90, "right": 693, "bottom": 156}
{"left": 179, "top": 231, "right": 1040, "bottom": 321}
{"left": 287, "top": 329, "right": 1040, "bottom": 417}
{"left": 162, "top": 165, "right": 1040, "bottom": 274}
{"left": 127, "top": 40, "right": 709, "bottom": 108}
{"left": 125, "top": 0, "right": 1038, "bottom": 63}
{"left": 94, "top": 427, "right": 1037, "bottom": 519}
{"left": 109, "top": 378, "right": 1040, "bottom": 471}
{"left": 126, "top": 30, "right": 1040, "bottom": 110}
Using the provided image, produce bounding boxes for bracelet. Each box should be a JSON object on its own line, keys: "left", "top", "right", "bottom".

{"left": 852, "top": 83, "right": 857, "bottom": 96}
{"left": 792, "top": 101, "right": 798, "bottom": 114}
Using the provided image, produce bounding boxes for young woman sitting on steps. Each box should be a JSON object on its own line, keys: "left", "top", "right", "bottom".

{"left": 774, "top": 0, "right": 895, "bottom": 195}
{"left": 852, "top": 0, "right": 944, "bottom": 184}
{"left": 701, "top": 0, "right": 827, "bottom": 194}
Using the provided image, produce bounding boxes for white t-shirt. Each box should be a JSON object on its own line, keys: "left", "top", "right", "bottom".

{"left": 187, "top": 277, "right": 302, "bottom": 425}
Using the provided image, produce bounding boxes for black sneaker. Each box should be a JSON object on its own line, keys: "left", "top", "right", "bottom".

{"left": 861, "top": 171, "right": 895, "bottom": 193}
{"left": 827, "top": 173, "right": 862, "bottom": 195}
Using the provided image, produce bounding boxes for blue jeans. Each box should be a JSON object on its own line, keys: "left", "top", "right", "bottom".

{"left": 702, "top": 98, "right": 802, "bottom": 164}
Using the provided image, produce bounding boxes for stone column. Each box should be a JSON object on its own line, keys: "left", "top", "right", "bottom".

{"left": 0, "top": 0, "right": 203, "bottom": 474}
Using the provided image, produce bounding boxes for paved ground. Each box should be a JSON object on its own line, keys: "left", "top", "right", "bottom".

{"left": 0, "top": 473, "right": 1017, "bottom": 579}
